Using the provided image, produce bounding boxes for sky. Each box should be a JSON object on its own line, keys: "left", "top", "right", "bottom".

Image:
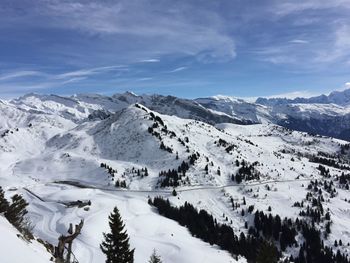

{"left": 0, "top": 0, "right": 349, "bottom": 99}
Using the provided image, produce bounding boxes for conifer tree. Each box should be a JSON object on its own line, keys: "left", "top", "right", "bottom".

{"left": 172, "top": 189, "right": 177, "bottom": 196}
{"left": 100, "top": 206, "right": 134, "bottom": 263}
{"left": 148, "top": 249, "right": 162, "bottom": 263}
{"left": 5, "top": 194, "right": 28, "bottom": 229}
{"left": 256, "top": 241, "right": 278, "bottom": 263}
{"left": 0, "top": 186, "right": 9, "bottom": 213}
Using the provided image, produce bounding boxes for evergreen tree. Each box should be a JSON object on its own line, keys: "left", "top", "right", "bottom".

{"left": 235, "top": 173, "right": 242, "bottom": 184}
{"left": 5, "top": 194, "right": 28, "bottom": 229}
{"left": 256, "top": 241, "right": 278, "bottom": 263}
{"left": 0, "top": 186, "right": 9, "bottom": 213}
{"left": 172, "top": 189, "right": 177, "bottom": 196}
{"left": 100, "top": 206, "right": 134, "bottom": 263}
{"left": 148, "top": 249, "right": 162, "bottom": 263}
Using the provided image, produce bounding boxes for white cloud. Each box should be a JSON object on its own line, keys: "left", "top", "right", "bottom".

{"left": 289, "top": 39, "right": 309, "bottom": 44}
{"left": 139, "top": 59, "right": 160, "bottom": 63}
{"left": 168, "top": 67, "right": 187, "bottom": 73}
{"left": 0, "top": 71, "right": 45, "bottom": 81}
{"left": 54, "top": 65, "right": 127, "bottom": 79}
{"left": 272, "top": 0, "right": 350, "bottom": 16}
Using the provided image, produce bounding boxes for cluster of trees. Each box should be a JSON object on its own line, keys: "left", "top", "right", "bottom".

{"left": 134, "top": 103, "right": 148, "bottom": 112}
{"left": 149, "top": 197, "right": 280, "bottom": 262}
{"left": 317, "top": 165, "right": 331, "bottom": 177}
{"left": 322, "top": 180, "right": 337, "bottom": 196}
{"left": 101, "top": 163, "right": 117, "bottom": 176}
{"left": 250, "top": 211, "right": 297, "bottom": 251}
{"left": 115, "top": 180, "right": 127, "bottom": 188}
{"left": 0, "top": 186, "right": 32, "bottom": 239}
{"left": 149, "top": 112, "right": 165, "bottom": 127}
{"left": 149, "top": 196, "right": 350, "bottom": 263}
{"left": 311, "top": 156, "right": 350, "bottom": 171}
{"left": 188, "top": 152, "right": 200, "bottom": 165}
{"left": 215, "top": 138, "right": 237, "bottom": 153}
{"left": 232, "top": 160, "right": 260, "bottom": 183}
{"left": 125, "top": 167, "right": 149, "bottom": 178}
{"left": 339, "top": 173, "right": 350, "bottom": 189}
{"left": 293, "top": 223, "right": 349, "bottom": 263}
{"left": 148, "top": 112, "right": 179, "bottom": 153}
{"left": 158, "top": 170, "right": 181, "bottom": 187}
{"left": 159, "top": 141, "right": 173, "bottom": 153}
{"left": 135, "top": 167, "right": 149, "bottom": 178}
{"left": 158, "top": 161, "right": 190, "bottom": 188}
{"left": 147, "top": 127, "right": 161, "bottom": 140}
{"left": 298, "top": 183, "right": 328, "bottom": 223}
{"left": 100, "top": 206, "right": 163, "bottom": 263}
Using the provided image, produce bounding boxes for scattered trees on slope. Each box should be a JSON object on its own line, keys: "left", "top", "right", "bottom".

{"left": 149, "top": 197, "right": 350, "bottom": 263}
{"left": 0, "top": 187, "right": 32, "bottom": 239}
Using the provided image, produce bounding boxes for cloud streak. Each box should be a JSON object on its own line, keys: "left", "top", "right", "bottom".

{"left": 0, "top": 71, "right": 45, "bottom": 81}
{"left": 168, "top": 67, "right": 187, "bottom": 73}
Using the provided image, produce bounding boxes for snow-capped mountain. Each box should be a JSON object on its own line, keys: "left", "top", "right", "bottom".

{"left": 196, "top": 89, "right": 350, "bottom": 141}
{"left": 11, "top": 90, "right": 350, "bottom": 142}
{"left": 256, "top": 88, "right": 350, "bottom": 106}
{"left": 1, "top": 91, "right": 350, "bottom": 263}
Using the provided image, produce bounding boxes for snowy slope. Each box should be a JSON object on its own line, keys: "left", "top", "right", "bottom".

{"left": 0, "top": 216, "right": 51, "bottom": 263}
{"left": 1, "top": 93, "right": 350, "bottom": 262}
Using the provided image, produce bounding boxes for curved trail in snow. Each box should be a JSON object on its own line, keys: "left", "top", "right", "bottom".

{"left": 22, "top": 177, "right": 312, "bottom": 203}
{"left": 52, "top": 177, "right": 312, "bottom": 194}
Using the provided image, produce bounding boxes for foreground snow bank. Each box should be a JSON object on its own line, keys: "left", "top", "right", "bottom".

{"left": 0, "top": 216, "right": 51, "bottom": 263}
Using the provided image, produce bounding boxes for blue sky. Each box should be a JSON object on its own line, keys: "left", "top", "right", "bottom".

{"left": 0, "top": 0, "right": 349, "bottom": 99}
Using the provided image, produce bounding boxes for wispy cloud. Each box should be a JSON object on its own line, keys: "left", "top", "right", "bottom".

{"left": 289, "top": 39, "right": 309, "bottom": 44}
{"left": 0, "top": 65, "right": 130, "bottom": 95}
{"left": 0, "top": 70, "right": 45, "bottom": 81}
{"left": 168, "top": 67, "right": 187, "bottom": 73}
{"left": 54, "top": 65, "right": 127, "bottom": 79}
{"left": 139, "top": 59, "right": 160, "bottom": 63}
{"left": 135, "top": 77, "right": 153, "bottom": 82}
{"left": 271, "top": 0, "right": 350, "bottom": 16}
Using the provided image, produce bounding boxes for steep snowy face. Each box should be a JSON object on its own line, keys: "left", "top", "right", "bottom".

{"left": 195, "top": 96, "right": 271, "bottom": 123}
